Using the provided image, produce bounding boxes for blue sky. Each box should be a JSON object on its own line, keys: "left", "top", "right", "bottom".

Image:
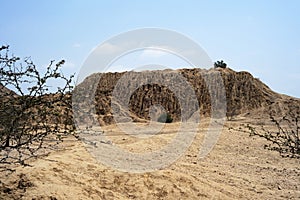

{"left": 1, "top": 0, "right": 300, "bottom": 97}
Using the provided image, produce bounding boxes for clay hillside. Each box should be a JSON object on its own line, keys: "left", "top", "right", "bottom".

{"left": 74, "top": 67, "right": 300, "bottom": 125}
{"left": 0, "top": 83, "right": 17, "bottom": 98}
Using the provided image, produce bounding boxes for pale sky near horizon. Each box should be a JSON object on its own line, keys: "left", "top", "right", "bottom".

{"left": 1, "top": 0, "right": 300, "bottom": 97}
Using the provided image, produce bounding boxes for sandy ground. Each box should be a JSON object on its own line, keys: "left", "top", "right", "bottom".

{"left": 1, "top": 117, "right": 300, "bottom": 200}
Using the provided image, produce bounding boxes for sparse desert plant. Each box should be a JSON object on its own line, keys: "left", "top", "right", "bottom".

{"left": 242, "top": 105, "right": 300, "bottom": 158}
{"left": 214, "top": 60, "right": 227, "bottom": 69}
{"left": 157, "top": 113, "right": 173, "bottom": 123}
{"left": 226, "top": 99, "right": 238, "bottom": 121}
{"left": 0, "top": 45, "right": 75, "bottom": 167}
{"left": 227, "top": 109, "right": 236, "bottom": 121}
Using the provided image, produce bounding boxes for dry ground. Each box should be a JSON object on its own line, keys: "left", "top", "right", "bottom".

{"left": 1, "top": 117, "right": 299, "bottom": 199}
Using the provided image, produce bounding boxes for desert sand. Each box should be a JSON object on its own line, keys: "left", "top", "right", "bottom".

{"left": 1, "top": 117, "right": 299, "bottom": 200}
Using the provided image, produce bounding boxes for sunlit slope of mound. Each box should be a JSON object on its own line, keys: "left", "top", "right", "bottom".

{"left": 74, "top": 67, "right": 299, "bottom": 125}
{"left": 0, "top": 83, "right": 18, "bottom": 98}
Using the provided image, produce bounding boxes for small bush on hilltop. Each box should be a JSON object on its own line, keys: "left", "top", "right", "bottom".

{"left": 214, "top": 60, "right": 227, "bottom": 69}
